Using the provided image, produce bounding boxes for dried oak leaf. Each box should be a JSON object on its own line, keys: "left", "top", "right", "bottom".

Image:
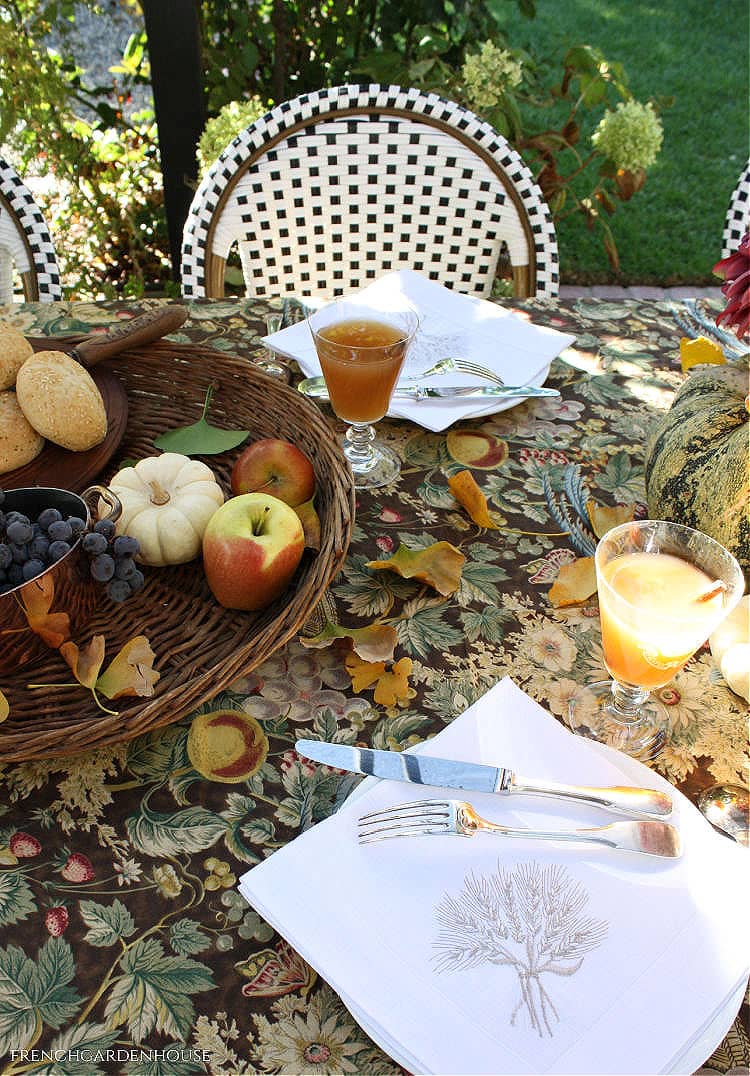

{"left": 679, "top": 335, "right": 725, "bottom": 373}
{"left": 586, "top": 500, "right": 635, "bottom": 540}
{"left": 345, "top": 651, "right": 387, "bottom": 692}
{"left": 97, "top": 636, "right": 160, "bottom": 700}
{"left": 294, "top": 497, "right": 321, "bottom": 551}
{"left": 548, "top": 556, "right": 597, "bottom": 607}
{"left": 448, "top": 470, "right": 501, "bottom": 529}
{"left": 345, "top": 652, "right": 415, "bottom": 707}
{"left": 60, "top": 636, "right": 107, "bottom": 690}
{"left": 367, "top": 542, "right": 465, "bottom": 596}
{"left": 373, "top": 658, "right": 415, "bottom": 708}
{"left": 300, "top": 621, "right": 398, "bottom": 663}
{"left": 15, "top": 575, "right": 71, "bottom": 649}
{"left": 0, "top": 689, "right": 8, "bottom": 724}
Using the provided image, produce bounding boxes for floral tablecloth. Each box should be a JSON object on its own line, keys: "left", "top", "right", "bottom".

{"left": 0, "top": 297, "right": 747, "bottom": 1075}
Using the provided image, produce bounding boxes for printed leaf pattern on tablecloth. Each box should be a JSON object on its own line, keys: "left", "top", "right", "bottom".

{"left": 126, "top": 804, "right": 227, "bottom": 856}
{"left": 0, "top": 938, "right": 80, "bottom": 1054}
{"left": 79, "top": 899, "right": 136, "bottom": 947}
{"left": 103, "top": 938, "right": 214, "bottom": 1043}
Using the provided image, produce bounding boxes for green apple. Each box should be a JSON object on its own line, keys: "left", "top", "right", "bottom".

{"left": 203, "top": 492, "right": 305, "bottom": 611}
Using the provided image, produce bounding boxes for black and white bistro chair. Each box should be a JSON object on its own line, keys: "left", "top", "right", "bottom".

{"left": 0, "top": 156, "right": 62, "bottom": 305}
{"left": 181, "top": 85, "right": 559, "bottom": 302}
{"left": 721, "top": 158, "right": 750, "bottom": 258}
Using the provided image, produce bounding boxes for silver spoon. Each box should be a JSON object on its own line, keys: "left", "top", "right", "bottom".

{"left": 697, "top": 785, "right": 749, "bottom": 846}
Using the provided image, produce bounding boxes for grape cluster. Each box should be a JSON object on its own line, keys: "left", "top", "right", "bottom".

{"left": 81, "top": 522, "right": 145, "bottom": 603}
{"left": 0, "top": 489, "right": 144, "bottom": 603}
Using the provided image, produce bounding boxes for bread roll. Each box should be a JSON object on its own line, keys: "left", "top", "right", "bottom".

{"left": 0, "top": 390, "right": 45, "bottom": 473}
{"left": 0, "top": 328, "right": 34, "bottom": 390}
{"left": 16, "top": 350, "right": 107, "bottom": 451}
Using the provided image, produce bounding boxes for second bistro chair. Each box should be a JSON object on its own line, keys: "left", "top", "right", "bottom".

{"left": 181, "top": 85, "right": 559, "bottom": 302}
{"left": 0, "top": 156, "right": 62, "bottom": 305}
{"left": 721, "top": 158, "right": 750, "bottom": 258}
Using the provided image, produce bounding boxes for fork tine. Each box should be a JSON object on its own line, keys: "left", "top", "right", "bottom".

{"left": 358, "top": 799, "right": 451, "bottom": 823}
{"left": 359, "top": 827, "right": 442, "bottom": 845}
{"left": 358, "top": 819, "right": 452, "bottom": 844}
{"left": 454, "top": 359, "right": 504, "bottom": 384}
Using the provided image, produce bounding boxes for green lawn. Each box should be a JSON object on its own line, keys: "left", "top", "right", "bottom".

{"left": 493, "top": 0, "right": 749, "bottom": 284}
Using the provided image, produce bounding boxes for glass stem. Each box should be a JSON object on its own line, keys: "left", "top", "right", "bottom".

{"left": 344, "top": 423, "right": 376, "bottom": 469}
{"left": 609, "top": 680, "right": 650, "bottom": 724}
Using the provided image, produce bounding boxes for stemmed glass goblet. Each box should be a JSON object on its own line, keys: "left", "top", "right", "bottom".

{"left": 567, "top": 520, "right": 744, "bottom": 762}
{"left": 309, "top": 297, "right": 419, "bottom": 489}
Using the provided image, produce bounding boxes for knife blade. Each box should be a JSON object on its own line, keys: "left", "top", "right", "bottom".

{"left": 295, "top": 739, "right": 673, "bottom": 819}
{"left": 297, "top": 376, "right": 559, "bottom": 401}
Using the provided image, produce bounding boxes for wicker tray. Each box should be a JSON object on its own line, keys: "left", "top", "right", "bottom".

{"left": 0, "top": 340, "right": 354, "bottom": 762}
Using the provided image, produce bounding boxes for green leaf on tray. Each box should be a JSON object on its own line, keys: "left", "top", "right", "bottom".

{"left": 153, "top": 383, "right": 250, "bottom": 455}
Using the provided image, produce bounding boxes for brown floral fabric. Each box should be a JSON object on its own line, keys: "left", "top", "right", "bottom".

{"left": 0, "top": 296, "right": 746, "bottom": 1075}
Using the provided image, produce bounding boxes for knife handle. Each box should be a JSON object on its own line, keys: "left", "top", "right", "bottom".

{"left": 73, "top": 305, "right": 188, "bottom": 368}
{"left": 509, "top": 776, "right": 673, "bottom": 820}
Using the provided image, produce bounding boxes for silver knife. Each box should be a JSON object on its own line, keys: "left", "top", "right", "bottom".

{"left": 297, "top": 376, "right": 560, "bottom": 401}
{"left": 295, "top": 740, "right": 673, "bottom": 819}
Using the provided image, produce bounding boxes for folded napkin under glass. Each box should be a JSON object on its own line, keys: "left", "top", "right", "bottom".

{"left": 239, "top": 679, "right": 749, "bottom": 1075}
{"left": 262, "top": 270, "right": 576, "bottom": 432}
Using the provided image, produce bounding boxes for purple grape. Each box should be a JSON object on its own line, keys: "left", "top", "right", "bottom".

{"left": 0, "top": 544, "right": 11, "bottom": 570}
{"left": 10, "top": 543, "right": 29, "bottom": 564}
{"left": 22, "top": 558, "right": 46, "bottom": 581}
{"left": 113, "top": 534, "right": 139, "bottom": 558}
{"left": 48, "top": 540, "right": 71, "bottom": 562}
{"left": 5, "top": 511, "right": 29, "bottom": 527}
{"left": 37, "top": 508, "right": 62, "bottom": 530}
{"left": 7, "top": 563, "right": 23, "bottom": 586}
{"left": 129, "top": 569, "right": 145, "bottom": 592}
{"left": 114, "top": 556, "right": 137, "bottom": 581}
{"left": 6, "top": 520, "right": 32, "bottom": 545}
{"left": 47, "top": 519, "right": 73, "bottom": 543}
{"left": 91, "top": 553, "right": 115, "bottom": 582}
{"left": 29, "top": 535, "right": 50, "bottom": 560}
{"left": 106, "top": 578, "right": 132, "bottom": 602}
{"left": 93, "top": 519, "right": 116, "bottom": 540}
{"left": 82, "top": 532, "right": 108, "bottom": 555}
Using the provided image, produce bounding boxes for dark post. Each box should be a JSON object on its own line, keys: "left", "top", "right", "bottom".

{"left": 141, "top": 0, "right": 205, "bottom": 283}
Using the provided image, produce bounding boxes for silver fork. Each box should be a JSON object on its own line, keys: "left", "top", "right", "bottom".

{"left": 357, "top": 799, "right": 681, "bottom": 858}
{"left": 404, "top": 357, "right": 505, "bottom": 386}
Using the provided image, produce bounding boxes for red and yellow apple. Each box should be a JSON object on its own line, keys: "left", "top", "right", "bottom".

{"left": 202, "top": 492, "right": 305, "bottom": 610}
{"left": 231, "top": 438, "right": 316, "bottom": 506}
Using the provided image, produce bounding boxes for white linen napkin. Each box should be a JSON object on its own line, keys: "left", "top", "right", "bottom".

{"left": 263, "top": 270, "right": 576, "bottom": 432}
{"left": 239, "top": 678, "right": 749, "bottom": 1075}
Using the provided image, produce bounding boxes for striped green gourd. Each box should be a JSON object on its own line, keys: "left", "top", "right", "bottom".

{"left": 644, "top": 365, "right": 749, "bottom": 575}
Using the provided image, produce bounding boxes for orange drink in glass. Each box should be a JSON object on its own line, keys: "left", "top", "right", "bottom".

{"left": 568, "top": 520, "right": 744, "bottom": 761}
{"left": 309, "top": 299, "right": 419, "bottom": 489}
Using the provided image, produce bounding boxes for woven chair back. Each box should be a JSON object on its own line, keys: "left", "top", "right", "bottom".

{"left": 721, "top": 158, "right": 750, "bottom": 258}
{"left": 182, "top": 85, "right": 559, "bottom": 301}
{"left": 0, "top": 156, "right": 62, "bottom": 304}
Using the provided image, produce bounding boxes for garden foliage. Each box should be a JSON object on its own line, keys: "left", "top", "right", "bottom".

{"left": 1, "top": 0, "right": 664, "bottom": 297}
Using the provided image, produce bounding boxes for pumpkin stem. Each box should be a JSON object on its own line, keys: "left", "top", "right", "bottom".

{"left": 696, "top": 580, "right": 726, "bottom": 603}
{"left": 148, "top": 480, "right": 171, "bottom": 506}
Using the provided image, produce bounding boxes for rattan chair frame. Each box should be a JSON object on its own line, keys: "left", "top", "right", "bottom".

{"left": 0, "top": 156, "right": 62, "bottom": 304}
{"left": 182, "top": 84, "right": 559, "bottom": 301}
{"left": 721, "top": 158, "right": 750, "bottom": 258}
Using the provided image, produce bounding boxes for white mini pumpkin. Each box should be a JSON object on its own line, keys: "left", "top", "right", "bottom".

{"left": 709, "top": 595, "right": 750, "bottom": 703}
{"left": 106, "top": 453, "right": 225, "bottom": 566}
